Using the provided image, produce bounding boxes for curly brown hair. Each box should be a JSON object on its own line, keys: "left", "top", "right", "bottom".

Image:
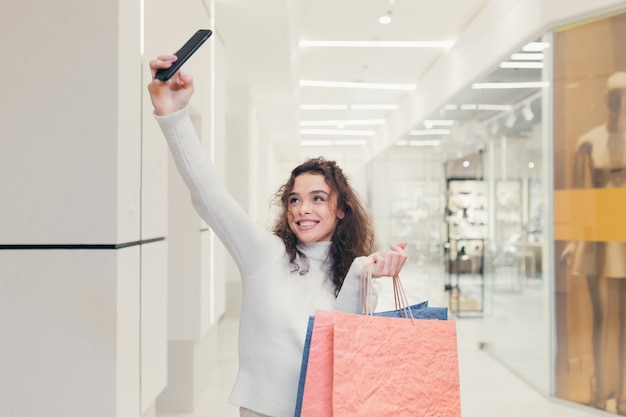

{"left": 272, "top": 157, "right": 377, "bottom": 296}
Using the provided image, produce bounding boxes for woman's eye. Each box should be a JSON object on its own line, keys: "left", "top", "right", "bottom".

{"left": 313, "top": 196, "right": 325, "bottom": 202}
{"left": 288, "top": 197, "right": 300, "bottom": 205}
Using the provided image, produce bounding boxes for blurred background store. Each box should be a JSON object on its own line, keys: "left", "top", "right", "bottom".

{"left": 2, "top": 0, "right": 626, "bottom": 416}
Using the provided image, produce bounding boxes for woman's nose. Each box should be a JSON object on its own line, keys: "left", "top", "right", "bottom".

{"left": 300, "top": 201, "right": 312, "bottom": 214}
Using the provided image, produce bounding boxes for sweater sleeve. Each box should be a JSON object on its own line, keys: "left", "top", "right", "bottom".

{"left": 154, "top": 107, "right": 282, "bottom": 277}
{"left": 333, "top": 257, "right": 379, "bottom": 313}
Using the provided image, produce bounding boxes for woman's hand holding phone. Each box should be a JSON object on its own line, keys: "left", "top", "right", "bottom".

{"left": 148, "top": 55, "right": 195, "bottom": 116}
{"left": 147, "top": 29, "right": 211, "bottom": 116}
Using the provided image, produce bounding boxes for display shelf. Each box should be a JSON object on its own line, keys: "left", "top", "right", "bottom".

{"left": 444, "top": 179, "right": 486, "bottom": 316}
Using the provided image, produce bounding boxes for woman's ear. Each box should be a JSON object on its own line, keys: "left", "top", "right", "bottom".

{"left": 337, "top": 209, "right": 345, "bottom": 220}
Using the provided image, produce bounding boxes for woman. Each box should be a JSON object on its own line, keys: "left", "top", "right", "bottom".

{"left": 147, "top": 54, "right": 408, "bottom": 417}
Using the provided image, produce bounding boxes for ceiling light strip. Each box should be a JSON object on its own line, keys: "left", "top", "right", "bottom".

{"left": 510, "top": 53, "right": 544, "bottom": 60}
{"left": 351, "top": 104, "right": 399, "bottom": 110}
{"left": 472, "top": 81, "right": 550, "bottom": 89}
{"left": 299, "top": 104, "right": 399, "bottom": 110}
{"left": 299, "top": 104, "right": 349, "bottom": 110}
{"left": 500, "top": 62, "right": 544, "bottom": 69}
{"left": 300, "top": 80, "right": 416, "bottom": 90}
{"left": 299, "top": 40, "right": 454, "bottom": 48}
{"left": 301, "top": 139, "right": 368, "bottom": 146}
{"left": 300, "top": 128, "right": 376, "bottom": 136}
{"left": 409, "top": 129, "right": 450, "bottom": 136}
{"left": 300, "top": 119, "right": 385, "bottom": 127}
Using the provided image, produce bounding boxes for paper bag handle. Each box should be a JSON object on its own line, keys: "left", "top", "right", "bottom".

{"left": 360, "top": 261, "right": 414, "bottom": 320}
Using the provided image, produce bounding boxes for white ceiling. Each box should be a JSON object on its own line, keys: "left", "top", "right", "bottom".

{"left": 215, "top": 0, "right": 542, "bottom": 153}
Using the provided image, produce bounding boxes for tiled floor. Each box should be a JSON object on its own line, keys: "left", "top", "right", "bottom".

{"left": 159, "top": 262, "right": 606, "bottom": 417}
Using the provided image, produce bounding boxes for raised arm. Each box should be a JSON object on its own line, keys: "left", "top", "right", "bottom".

{"left": 147, "top": 56, "right": 283, "bottom": 277}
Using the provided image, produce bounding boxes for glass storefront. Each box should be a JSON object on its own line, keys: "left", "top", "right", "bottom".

{"left": 368, "top": 7, "right": 626, "bottom": 415}
{"left": 553, "top": 10, "right": 626, "bottom": 415}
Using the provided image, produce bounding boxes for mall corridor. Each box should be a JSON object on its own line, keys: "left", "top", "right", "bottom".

{"left": 159, "top": 263, "right": 600, "bottom": 417}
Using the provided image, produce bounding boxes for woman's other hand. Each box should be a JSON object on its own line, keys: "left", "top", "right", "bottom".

{"left": 147, "top": 55, "right": 195, "bottom": 116}
{"left": 361, "top": 242, "right": 409, "bottom": 278}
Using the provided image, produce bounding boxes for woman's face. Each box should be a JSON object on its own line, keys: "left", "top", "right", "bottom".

{"left": 287, "top": 172, "right": 344, "bottom": 243}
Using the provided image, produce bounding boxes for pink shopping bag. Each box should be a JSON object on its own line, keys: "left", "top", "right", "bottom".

{"left": 332, "top": 311, "right": 461, "bottom": 417}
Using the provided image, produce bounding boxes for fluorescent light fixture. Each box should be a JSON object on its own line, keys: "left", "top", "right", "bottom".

{"left": 299, "top": 104, "right": 399, "bottom": 110}
{"left": 334, "top": 139, "right": 368, "bottom": 146}
{"left": 522, "top": 42, "right": 550, "bottom": 52}
{"left": 299, "top": 40, "right": 454, "bottom": 48}
{"left": 500, "top": 61, "right": 544, "bottom": 69}
{"left": 351, "top": 104, "right": 399, "bottom": 110}
{"left": 301, "top": 139, "right": 367, "bottom": 146}
{"left": 300, "top": 128, "right": 376, "bottom": 136}
{"left": 423, "top": 119, "right": 454, "bottom": 128}
{"left": 478, "top": 104, "right": 513, "bottom": 111}
{"left": 453, "top": 104, "right": 514, "bottom": 111}
{"left": 409, "top": 129, "right": 450, "bottom": 136}
{"left": 379, "top": 15, "right": 392, "bottom": 24}
{"left": 444, "top": 104, "right": 459, "bottom": 110}
{"left": 411, "top": 140, "right": 441, "bottom": 146}
{"left": 472, "top": 81, "right": 550, "bottom": 89}
{"left": 300, "top": 80, "right": 416, "bottom": 90}
{"left": 300, "top": 104, "right": 349, "bottom": 110}
{"left": 300, "top": 119, "right": 385, "bottom": 127}
{"left": 301, "top": 140, "right": 333, "bottom": 146}
{"left": 396, "top": 140, "right": 441, "bottom": 146}
{"left": 511, "top": 53, "right": 544, "bottom": 60}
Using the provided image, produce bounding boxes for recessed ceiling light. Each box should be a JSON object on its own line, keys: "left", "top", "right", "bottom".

{"left": 299, "top": 80, "right": 416, "bottom": 91}
{"left": 379, "top": 15, "right": 392, "bottom": 24}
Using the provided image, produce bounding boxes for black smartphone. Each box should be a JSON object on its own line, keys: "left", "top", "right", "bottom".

{"left": 155, "top": 29, "right": 213, "bottom": 81}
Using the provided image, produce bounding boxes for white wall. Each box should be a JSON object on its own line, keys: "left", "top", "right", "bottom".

{"left": 0, "top": 0, "right": 223, "bottom": 415}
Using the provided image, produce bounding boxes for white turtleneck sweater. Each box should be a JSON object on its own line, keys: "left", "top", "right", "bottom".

{"left": 155, "top": 107, "right": 373, "bottom": 417}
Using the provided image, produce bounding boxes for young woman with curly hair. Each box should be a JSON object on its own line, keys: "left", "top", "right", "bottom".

{"left": 148, "top": 54, "right": 408, "bottom": 417}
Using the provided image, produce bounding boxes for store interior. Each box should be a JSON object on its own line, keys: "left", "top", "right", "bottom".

{"left": 367, "top": 32, "right": 552, "bottom": 398}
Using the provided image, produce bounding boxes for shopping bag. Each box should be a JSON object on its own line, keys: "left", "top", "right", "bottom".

{"left": 294, "top": 302, "right": 447, "bottom": 417}
{"left": 333, "top": 311, "right": 460, "bottom": 417}
{"left": 296, "top": 311, "right": 335, "bottom": 417}
{"left": 294, "top": 266, "right": 454, "bottom": 417}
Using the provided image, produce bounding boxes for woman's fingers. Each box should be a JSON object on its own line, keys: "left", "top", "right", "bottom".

{"left": 369, "top": 243, "right": 408, "bottom": 277}
{"left": 149, "top": 55, "right": 178, "bottom": 78}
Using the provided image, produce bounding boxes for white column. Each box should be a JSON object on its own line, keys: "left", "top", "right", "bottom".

{"left": 0, "top": 0, "right": 168, "bottom": 416}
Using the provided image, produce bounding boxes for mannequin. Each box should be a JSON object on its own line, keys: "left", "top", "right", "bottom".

{"left": 562, "top": 71, "right": 626, "bottom": 414}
